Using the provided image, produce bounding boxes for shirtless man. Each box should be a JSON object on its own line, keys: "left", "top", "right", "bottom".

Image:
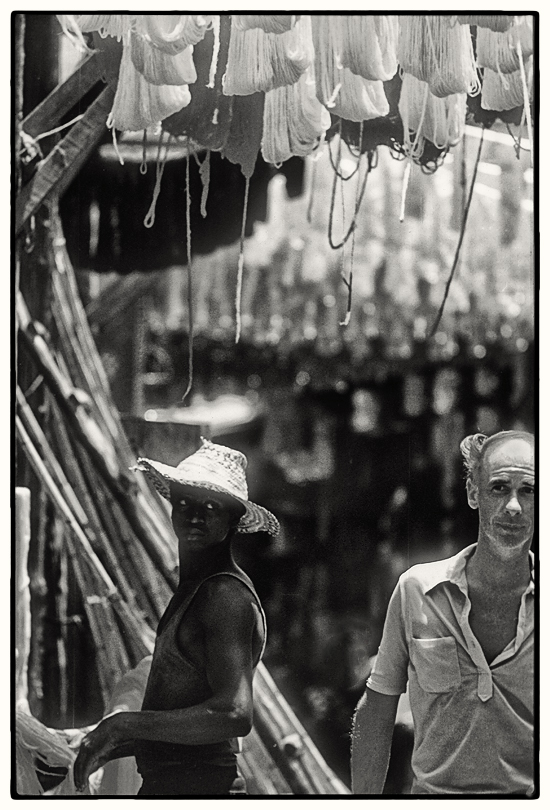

{"left": 351, "top": 430, "right": 535, "bottom": 795}
{"left": 74, "top": 438, "right": 279, "bottom": 795}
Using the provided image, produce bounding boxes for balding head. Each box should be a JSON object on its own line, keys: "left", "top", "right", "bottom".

{"left": 460, "top": 431, "right": 534, "bottom": 486}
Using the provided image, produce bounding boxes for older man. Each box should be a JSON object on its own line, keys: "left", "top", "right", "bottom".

{"left": 74, "top": 438, "right": 279, "bottom": 796}
{"left": 351, "top": 430, "right": 535, "bottom": 796}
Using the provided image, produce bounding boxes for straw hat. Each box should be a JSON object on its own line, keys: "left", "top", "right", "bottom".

{"left": 133, "top": 438, "right": 280, "bottom": 536}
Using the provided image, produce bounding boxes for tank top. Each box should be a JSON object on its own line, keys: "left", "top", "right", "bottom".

{"left": 134, "top": 565, "right": 266, "bottom": 774}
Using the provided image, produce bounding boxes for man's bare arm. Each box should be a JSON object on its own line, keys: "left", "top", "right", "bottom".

{"left": 74, "top": 580, "right": 257, "bottom": 791}
{"left": 351, "top": 687, "right": 400, "bottom": 794}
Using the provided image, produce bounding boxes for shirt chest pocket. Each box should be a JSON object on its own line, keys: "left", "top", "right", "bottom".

{"left": 411, "top": 637, "right": 461, "bottom": 693}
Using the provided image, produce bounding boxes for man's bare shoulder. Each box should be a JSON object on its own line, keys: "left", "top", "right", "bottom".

{"left": 192, "top": 574, "right": 260, "bottom": 626}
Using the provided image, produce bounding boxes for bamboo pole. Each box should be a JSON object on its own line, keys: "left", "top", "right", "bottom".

{"left": 16, "top": 85, "right": 115, "bottom": 235}
{"left": 16, "top": 416, "right": 155, "bottom": 657}
{"left": 47, "top": 212, "right": 178, "bottom": 540}
{"left": 240, "top": 726, "right": 294, "bottom": 795}
{"left": 22, "top": 53, "right": 101, "bottom": 140}
{"left": 17, "top": 386, "right": 88, "bottom": 526}
{"left": 253, "top": 663, "right": 350, "bottom": 794}
{"left": 48, "top": 398, "right": 153, "bottom": 625}
{"left": 17, "top": 292, "right": 178, "bottom": 577}
{"left": 15, "top": 488, "right": 32, "bottom": 711}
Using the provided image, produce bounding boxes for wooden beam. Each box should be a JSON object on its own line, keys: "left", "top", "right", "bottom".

{"left": 16, "top": 85, "right": 114, "bottom": 236}
{"left": 22, "top": 53, "right": 102, "bottom": 139}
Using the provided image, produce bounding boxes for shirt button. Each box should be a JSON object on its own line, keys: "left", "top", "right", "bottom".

{"left": 477, "top": 671, "right": 493, "bottom": 701}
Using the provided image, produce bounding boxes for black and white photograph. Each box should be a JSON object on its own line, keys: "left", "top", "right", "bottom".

{"left": 13, "top": 9, "right": 537, "bottom": 798}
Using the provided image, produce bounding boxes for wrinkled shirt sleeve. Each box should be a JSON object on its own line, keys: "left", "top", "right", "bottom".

{"left": 367, "top": 577, "right": 409, "bottom": 696}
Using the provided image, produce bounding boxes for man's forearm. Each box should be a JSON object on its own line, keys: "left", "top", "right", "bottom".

{"left": 351, "top": 688, "right": 400, "bottom": 794}
{"left": 114, "top": 699, "right": 250, "bottom": 748}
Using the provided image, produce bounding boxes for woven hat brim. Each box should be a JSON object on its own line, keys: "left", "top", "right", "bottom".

{"left": 133, "top": 459, "right": 280, "bottom": 537}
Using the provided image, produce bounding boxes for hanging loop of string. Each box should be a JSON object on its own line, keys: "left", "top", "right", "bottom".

{"left": 328, "top": 121, "right": 361, "bottom": 181}
{"left": 339, "top": 121, "right": 364, "bottom": 326}
{"left": 429, "top": 128, "right": 485, "bottom": 337}
{"left": 140, "top": 129, "right": 148, "bottom": 175}
{"left": 144, "top": 131, "right": 173, "bottom": 229}
{"left": 235, "top": 176, "right": 251, "bottom": 344}
{"left": 181, "top": 139, "right": 194, "bottom": 402}
{"left": 328, "top": 142, "right": 373, "bottom": 250}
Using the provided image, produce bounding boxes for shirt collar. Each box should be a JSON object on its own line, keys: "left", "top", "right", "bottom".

{"left": 423, "top": 544, "right": 535, "bottom": 595}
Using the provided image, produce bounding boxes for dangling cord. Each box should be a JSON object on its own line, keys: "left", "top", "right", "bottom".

{"left": 340, "top": 125, "right": 365, "bottom": 326}
{"left": 328, "top": 120, "right": 361, "bottom": 180}
{"left": 329, "top": 146, "right": 372, "bottom": 250}
{"left": 110, "top": 125, "right": 124, "bottom": 166}
{"left": 307, "top": 157, "right": 317, "bottom": 224}
{"left": 140, "top": 129, "right": 148, "bottom": 175}
{"left": 400, "top": 83, "right": 429, "bottom": 222}
{"left": 207, "top": 15, "right": 221, "bottom": 88}
{"left": 429, "top": 128, "right": 484, "bottom": 337}
{"left": 199, "top": 149, "right": 211, "bottom": 218}
{"left": 182, "top": 139, "right": 194, "bottom": 401}
{"left": 515, "top": 35, "right": 533, "bottom": 168}
{"left": 235, "top": 176, "right": 250, "bottom": 344}
{"left": 144, "top": 131, "right": 172, "bottom": 228}
{"left": 192, "top": 149, "right": 211, "bottom": 216}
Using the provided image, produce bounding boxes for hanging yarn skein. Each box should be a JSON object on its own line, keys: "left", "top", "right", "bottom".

{"left": 107, "top": 32, "right": 191, "bottom": 133}
{"left": 481, "top": 59, "right": 533, "bottom": 111}
{"left": 311, "top": 15, "right": 389, "bottom": 122}
{"left": 133, "top": 14, "right": 213, "bottom": 55}
{"left": 398, "top": 15, "right": 479, "bottom": 98}
{"left": 130, "top": 34, "right": 197, "bottom": 86}
{"left": 339, "top": 15, "right": 398, "bottom": 81}
{"left": 232, "top": 14, "right": 298, "bottom": 34}
{"left": 399, "top": 72, "right": 467, "bottom": 154}
{"left": 476, "top": 17, "right": 533, "bottom": 75}
{"left": 261, "top": 16, "right": 330, "bottom": 165}
{"left": 455, "top": 15, "right": 515, "bottom": 32}
{"left": 223, "top": 18, "right": 309, "bottom": 95}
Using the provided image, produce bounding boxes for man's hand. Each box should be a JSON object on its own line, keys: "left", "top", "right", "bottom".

{"left": 73, "top": 714, "right": 127, "bottom": 793}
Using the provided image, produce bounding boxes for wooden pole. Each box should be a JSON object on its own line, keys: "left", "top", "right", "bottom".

{"left": 15, "top": 488, "right": 32, "bottom": 711}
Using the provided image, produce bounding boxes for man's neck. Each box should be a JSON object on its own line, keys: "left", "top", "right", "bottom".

{"left": 178, "top": 542, "right": 233, "bottom": 584}
{"left": 467, "top": 539, "right": 531, "bottom": 592}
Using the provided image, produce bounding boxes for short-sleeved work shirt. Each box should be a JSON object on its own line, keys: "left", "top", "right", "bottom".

{"left": 367, "top": 544, "right": 535, "bottom": 795}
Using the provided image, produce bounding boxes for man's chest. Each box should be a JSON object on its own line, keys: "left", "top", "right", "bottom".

{"left": 467, "top": 591, "right": 523, "bottom": 663}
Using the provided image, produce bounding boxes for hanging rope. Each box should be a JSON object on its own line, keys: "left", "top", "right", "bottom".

{"left": 140, "top": 129, "right": 148, "bottom": 175}
{"left": 235, "top": 176, "right": 251, "bottom": 344}
{"left": 328, "top": 145, "right": 373, "bottom": 250}
{"left": 181, "top": 141, "right": 194, "bottom": 401}
{"left": 339, "top": 122, "right": 364, "bottom": 325}
{"left": 199, "top": 149, "right": 211, "bottom": 218}
{"left": 306, "top": 157, "right": 317, "bottom": 224}
{"left": 429, "top": 128, "right": 485, "bottom": 337}
{"left": 144, "top": 131, "right": 173, "bottom": 228}
{"left": 327, "top": 122, "right": 361, "bottom": 180}
{"left": 515, "top": 36, "right": 533, "bottom": 168}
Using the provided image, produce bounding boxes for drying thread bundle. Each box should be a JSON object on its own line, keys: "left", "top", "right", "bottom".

{"left": 398, "top": 15, "right": 479, "bottom": 98}
{"left": 481, "top": 68, "right": 524, "bottom": 111}
{"left": 133, "top": 14, "right": 212, "bottom": 55}
{"left": 262, "top": 72, "right": 331, "bottom": 164}
{"left": 399, "top": 72, "right": 467, "bottom": 156}
{"left": 481, "top": 56, "right": 533, "bottom": 111}
{"left": 232, "top": 15, "right": 297, "bottom": 34}
{"left": 130, "top": 34, "right": 197, "bottom": 85}
{"left": 476, "top": 17, "right": 533, "bottom": 75}
{"left": 262, "top": 16, "right": 330, "bottom": 164}
{"left": 107, "top": 34, "right": 191, "bottom": 133}
{"left": 455, "top": 15, "right": 515, "bottom": 32}
{"left": 311, "top": 15, "right": 389, "bottom": 122}
{"left": 339, "top": 15, "right": 398, "bottom": 81}
{"left": 223, "top": 19, "right": 309, "bottom": 95}
{"left": 74, "top": 14, "right": 135, "bottom": 40}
